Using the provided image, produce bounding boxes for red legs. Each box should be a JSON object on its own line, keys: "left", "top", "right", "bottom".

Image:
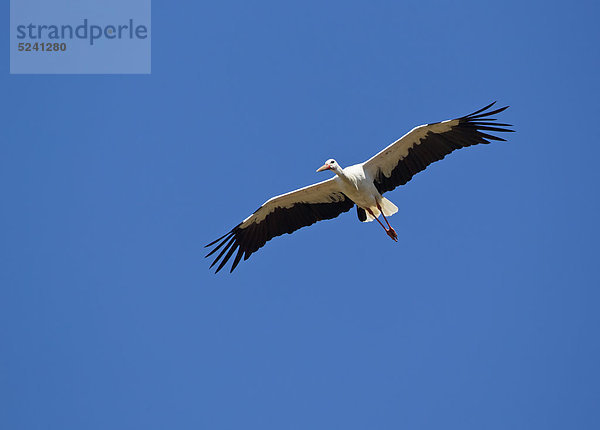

{"left": 367, "top": 208, "right": 388, "bottom": 230}
{"left": 376, "top": 202, "right": 394, "bottom": 230}
{"left": 366, "top": 207, "right": 398, "bottom": 242}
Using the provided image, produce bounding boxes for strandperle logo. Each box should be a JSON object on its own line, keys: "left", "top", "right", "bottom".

{"left": 10, "top": 0, "right": 151, "bottom": 74}
{"left": 16, "top": 18, "right": 149, "bottom": 46}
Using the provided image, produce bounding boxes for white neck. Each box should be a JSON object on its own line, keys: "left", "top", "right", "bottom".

{"left": 331, "top": 165, "right": 348, "bottom": 180}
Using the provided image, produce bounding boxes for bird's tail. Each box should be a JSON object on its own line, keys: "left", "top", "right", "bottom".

{"left": 360, "top": 198, "right": 398, "bottom": 222}
{"left": 379, "top": 197, "right": 398, "bottom": 217}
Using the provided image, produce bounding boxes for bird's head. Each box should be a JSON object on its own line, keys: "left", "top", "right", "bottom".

{"left": 316, "top": 159, "right": 340, "bottom": 173}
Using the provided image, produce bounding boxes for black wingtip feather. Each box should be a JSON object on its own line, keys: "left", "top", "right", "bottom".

{"left": 465, "top": 101, "right": 497, "bottom": 117}
{"left": 205, "top": 231, "right": 233, "bottom": 248}
{"left": 216, "top": 243, "right": 239, "bottom": 273}
{"left": 204, "top": 232, "right": 234, "bottom": 258}
{"left": 230, "top": 247, "right": 245, "bottom": 273}
{"left": 210, "top": 236, "right": 236, "bottom": 269}
{"left": 467, "top": 105, "right": 509, "bottom": 119}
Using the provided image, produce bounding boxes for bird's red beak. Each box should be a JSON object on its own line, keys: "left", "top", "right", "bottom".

{"left": 316, "top": 164, "right": 331, "bottom": 172}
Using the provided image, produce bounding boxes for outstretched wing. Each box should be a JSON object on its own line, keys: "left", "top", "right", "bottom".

{"left": 206, "top": 177, "right": 354, "bottom": 273}
{"left": 363, "top": 102, "right": 514, "bottom": 194}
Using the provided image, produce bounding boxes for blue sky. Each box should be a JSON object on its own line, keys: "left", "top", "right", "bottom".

{"left": 2, "top": 1, "right": 600, "bottom": 429}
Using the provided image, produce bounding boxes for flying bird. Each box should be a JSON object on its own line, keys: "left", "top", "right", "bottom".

{"left": 206, "top": 102, "right": 513, "bottom": 273}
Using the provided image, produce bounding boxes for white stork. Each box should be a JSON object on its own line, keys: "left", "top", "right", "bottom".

{"left": 206, "top": 102, "right": 513, "bottom": 273}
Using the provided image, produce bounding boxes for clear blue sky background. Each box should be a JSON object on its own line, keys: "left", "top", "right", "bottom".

{"left": 2, "top": 1, "right": 599, "bottom": 429}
